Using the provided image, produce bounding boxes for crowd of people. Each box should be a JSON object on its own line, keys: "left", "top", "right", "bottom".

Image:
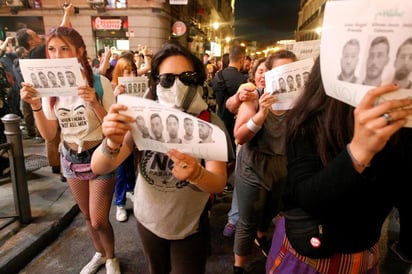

{"left": 1, "top": 3, "right": 412, "bottom": 274}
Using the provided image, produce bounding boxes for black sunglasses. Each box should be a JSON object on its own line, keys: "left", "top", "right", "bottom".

{"left": 158, "top": 71, "right": 197, "bottom": 88}
{"left": 48, "top": 27, "right": 74, "bottom": 36}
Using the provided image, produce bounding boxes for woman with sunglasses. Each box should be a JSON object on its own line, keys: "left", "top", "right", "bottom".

{"left": 20, "top": 27, "right": 120, "bottom": 274}
{"left": 91, "top": 40, "right": 235, "bottom": 274}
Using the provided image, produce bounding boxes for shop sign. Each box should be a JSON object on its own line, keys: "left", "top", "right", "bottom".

{"left": 170, "top": 0, "right": 188, "bottom": 4}
{"left": 172, "top": 21, "right": 186, "bottom": 37}
{"left": 94, "top": 17, "right": 123, "bottom": 30}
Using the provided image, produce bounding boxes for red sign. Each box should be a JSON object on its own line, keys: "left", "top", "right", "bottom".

{"left": 172, "top": 21, "right": 186, "bottom": 37}
{"left": 93, "top": 17, "right": 123, "bottom": 30}
{"left": 197, "top": 8, "right": 204, "bottom": 15}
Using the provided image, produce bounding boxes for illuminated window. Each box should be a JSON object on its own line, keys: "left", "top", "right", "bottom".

{"left": 107, "top": 0, "right": 126, "bottom": 9}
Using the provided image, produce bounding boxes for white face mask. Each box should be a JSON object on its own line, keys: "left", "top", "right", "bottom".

{"left": 157, "top": 78, "right": 208, "bottom": 115}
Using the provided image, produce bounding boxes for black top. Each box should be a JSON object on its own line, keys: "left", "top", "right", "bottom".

{"left": 211, "top": 66, "right": 247, "bottom": 148}
{"left": 26, "top": 44, "right": 46, "bottom": 59}
{"left": 13, "top": 44, "right": 46, "bottom": 89}
{"left": 282, "top": 128, "right": 412, "bottom": 254}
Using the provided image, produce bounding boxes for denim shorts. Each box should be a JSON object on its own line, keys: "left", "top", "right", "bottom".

{"left": 61, "top": 142, "right": 116, "bottom": 180}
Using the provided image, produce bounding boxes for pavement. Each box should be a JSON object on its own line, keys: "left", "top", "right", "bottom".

{"left": 0, "top": 137, "right": 79, "bottom": 274}
{"left": 0, "top": 134, "right": 265, "bottom": 274}
{"left": 0, "top": 134, "right": 411, "bottom": 274}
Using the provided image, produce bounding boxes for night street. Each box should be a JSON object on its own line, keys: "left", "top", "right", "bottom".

{"left": 18, "top": 192, "right": 267, "bottom": 274}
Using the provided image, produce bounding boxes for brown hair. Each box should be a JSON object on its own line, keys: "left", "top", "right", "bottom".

{"left": 46, "top": 27, "right": 94, "bottom": 88}
{"left": 266, "top": 50, "right": 297, "bottom": 69}
{"left": 248, "top": 57, "right": 267, "bottom": 84}
{"left": 46, "top": 27, "right": 95, "bottom": 108}
{"left": 111, "top": 54, "right": 137, "bottom": 86}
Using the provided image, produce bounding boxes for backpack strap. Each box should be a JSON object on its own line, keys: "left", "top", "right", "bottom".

{"left": 181, "top": 85, "right": 198, "bottom": 111}
{"left": 93, "top": 74, "right": 103, "bottom": 104}
{"left": 217, "top": 70, "right": 224, "bottom": 82}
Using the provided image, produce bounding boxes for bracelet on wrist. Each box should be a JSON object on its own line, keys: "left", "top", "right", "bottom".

{"left": 346, "top": 144, "right": 370, "bottom": 168}
{"left": 189, "top": 164, "right": 205, "bottom": 185}
{"left": 32, "top": 105, "right": 42, "bottom": 112}
{"left": 101, "top": 137, "right": 121, "bottom": 159}
{"left": 246, "top": 117, "right": 262, "bottom": 134}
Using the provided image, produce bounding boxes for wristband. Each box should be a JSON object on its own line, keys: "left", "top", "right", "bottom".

{"left": 246, "top": 118, "right": 262, "bottom": 134}
{"left": 32, "top": 106, "right": 42, "bottom": 112}
{"left": 101, "top": 137, "right": 121, "bottom": 159}
{"left": 346, "top": 144, "right": 370, "bottom": 168}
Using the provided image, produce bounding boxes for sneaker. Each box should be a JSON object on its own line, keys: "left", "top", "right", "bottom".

{"left": 80, "top": 252, "right": 106, "bottom": 274}
{"left": 116, "top": 206, "right": 127, "bottom": 222}
{"left": 390, "top": 242, "right": 412, "bottom": 263}
{"left": 222, "top": 184, "right": 234, "bottom": 194}
{"left": 32, "top": 136, "right": 44, "bottom": 143}
{"left": 126, "top": 191, "right": 134, "bottom": 202}
{"left": 254, "top": 236, "right": 271, "bottom": 257}
{"left": 223, "top": 222, "right": 236, "bottom": 237}
{"left": 106, "top": 257, "right": 121, "bottom": 274}
{"left": 23, "top": 134, "right": 34, "bottom": 140}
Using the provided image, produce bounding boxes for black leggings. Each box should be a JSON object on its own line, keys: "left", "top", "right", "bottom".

{"left": 136, "top": 209, "right": 209, "bottom": 274}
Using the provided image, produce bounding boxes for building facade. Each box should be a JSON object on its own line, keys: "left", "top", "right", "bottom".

{"left": 296, "top": 0, "right": 327, "bottom": 41}
{"left": 0, "top": 0, "right": 233, "bottom": 58}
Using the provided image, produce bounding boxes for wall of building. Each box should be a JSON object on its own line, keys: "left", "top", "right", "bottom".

{"left": 0, "top": 1, "right": 171, "bottom": 57}
{"left": 0, "top": 0, "right": 233, "bottom": 57}
{"left": 296, "top": 0, "right": 327, "bottom": 41}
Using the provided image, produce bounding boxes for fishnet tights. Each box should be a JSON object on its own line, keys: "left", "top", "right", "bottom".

{"left": 67, "top": 176, "right": 116, "bottom": 259}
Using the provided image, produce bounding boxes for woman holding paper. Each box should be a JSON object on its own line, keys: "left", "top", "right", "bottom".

{"left": 266, "top": 57, "right": 412, "bottom": 273}
{"left": 91, "top": 40, "right": 235, "bottom": 274}
{"left": 110, "top": 52, "right": 138, "bottom": 223}
{"left": 232, "top": 50, "right": 298, "bottom": 274}
{"left": 20, "top": 27, "right": 120, "bottom": 274}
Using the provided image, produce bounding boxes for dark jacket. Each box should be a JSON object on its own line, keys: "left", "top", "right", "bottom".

{"left": 211, "top": 66, "right": 247, "bottom": 148}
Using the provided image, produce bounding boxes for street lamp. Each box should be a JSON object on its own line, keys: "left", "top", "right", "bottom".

{"left": 211, "top": 22, "right": 222, "bottom": 57}
{"left": 223, "top": 36, "right": 231, "bottom": 53}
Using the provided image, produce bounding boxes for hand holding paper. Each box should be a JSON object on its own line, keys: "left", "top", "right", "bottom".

{"left": 102, "top": 103, "right": 136, "bottom": 147}
{"left": 117, "top": 94, "right": 228, "bottom": 161}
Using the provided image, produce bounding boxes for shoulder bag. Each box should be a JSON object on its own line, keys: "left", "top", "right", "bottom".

{"left": 283, "top": 208, "right": 335, "bottom": 258}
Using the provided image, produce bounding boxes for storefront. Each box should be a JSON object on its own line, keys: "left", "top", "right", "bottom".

{"left": 92, "top": 16, "right": 129, "bottom": 53}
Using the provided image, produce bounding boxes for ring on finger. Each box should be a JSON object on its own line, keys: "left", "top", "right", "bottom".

{"left": 181, "top": 163, "right": 188, "bottom": 169}
{"left": 383, "top": 112, "right": 393, "bottom": 125}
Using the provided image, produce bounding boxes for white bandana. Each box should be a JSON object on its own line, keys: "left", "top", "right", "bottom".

{"left": 156, "top": 78, "right": 208, "bottom": 115}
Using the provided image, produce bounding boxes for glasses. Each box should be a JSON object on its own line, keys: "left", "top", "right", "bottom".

{"left": 158, "top": 71, "right": 197, "bottom": 88}
{"left": 48, "top": 27, "right": 74, "bottom": 36}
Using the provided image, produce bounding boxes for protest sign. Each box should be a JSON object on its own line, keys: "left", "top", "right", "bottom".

{"left": 321, "top": 0, "right": 412, "bottom": 126}
{"left": 19, "top": 58, "right": 83, "bottom": 97}
{"left": 118, "top": 94, "right": 228, "bottom": 161}
{"left": 265, "top": 58, "right": 314, "bottom": 110}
